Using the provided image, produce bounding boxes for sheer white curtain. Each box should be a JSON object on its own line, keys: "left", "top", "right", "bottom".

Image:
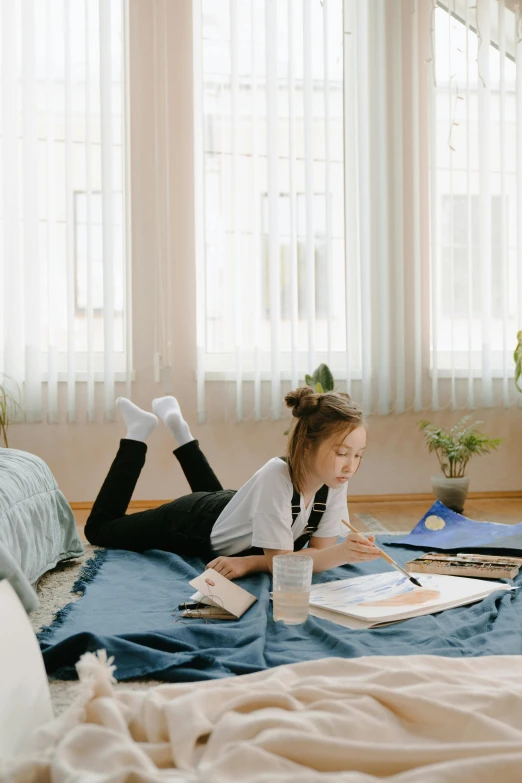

{"left": 151, "top": 0, "right": 175, "bottom": 390}
{"left": 343, "top": 0, "right": 427, "bottom": 416}
{"left": 342, "top": 0, "right": 431, "bottom": 416}
{"left": 0, "top": 0, "right": 131, "bottom": 423}
{"left": 431, "top": 0, "right": 521, "bottom": 409}
{"left": 194, "top": 0, "right": 348, "bottom": 422}
{"left": 193, "top": 0, "right": 521, "bottom": 421}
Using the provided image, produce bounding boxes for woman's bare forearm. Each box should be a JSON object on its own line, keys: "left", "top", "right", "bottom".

{"left": 292, "top": 543, "right": 357, "bottom": 573}
{"left": 241, "top": 555, "right": 272, "bottom": 575}
{"left": 264, "top": 535, "right": 379, "bottom": 574}
{"left": 260, "top": 542, "right": 364, "bottom": 575}
{"left": 243, "top": 534, "right": 379, "bottom": 576}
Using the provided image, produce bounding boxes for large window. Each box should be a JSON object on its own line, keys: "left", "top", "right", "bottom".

{"left": 196, "top": 0, "right": 345, "bottom": 396}
{"left": 194, "top": 0, "right": 522, "bottom": 419}
{"left": 0, "top": 0, "right": 130, "bottom": 420}
{"left": 432, "top": 2, "right": 518, "bottom": 383}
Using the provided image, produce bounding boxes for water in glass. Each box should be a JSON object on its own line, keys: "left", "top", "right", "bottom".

{"left": 273, "top": 590, "right": 310, "bottom": 624}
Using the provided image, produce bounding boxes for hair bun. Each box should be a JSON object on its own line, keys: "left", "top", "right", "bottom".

{"left": 284, "top": 386, "right": 321, "bottom": 418}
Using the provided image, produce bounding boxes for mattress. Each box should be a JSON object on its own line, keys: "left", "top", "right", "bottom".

{"left": 0, "top": 448, "right": 83, "bottom": 612}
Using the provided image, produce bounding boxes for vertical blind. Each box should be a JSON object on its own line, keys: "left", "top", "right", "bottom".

{"left": 193, "top": 0, "right": 424, "bottom": 421}
{"left": 431, "top": 0, "right": 521, "bottom": 409}
{"left": 0, "top": 0, "right": 130, "bottom": 423}
{"left": 194, "top": 0, "right": 348, "bottom": 422}
{"left": 152, "top": 0, "right": 175, "bottom": 389}
{"left": 194, "top": 0, "right": 522, "bottom": 420}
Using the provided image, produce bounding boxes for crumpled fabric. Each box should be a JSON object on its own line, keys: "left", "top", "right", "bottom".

{"left": 4, "top": 651, "right": 522, "bottom": 782}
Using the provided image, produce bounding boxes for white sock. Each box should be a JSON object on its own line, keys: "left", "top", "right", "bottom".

{"left": 152, "top": 395, "right": 194, "bottom": 447}
{"left": 116, "top": 398, "right": 158, "bottom": 443}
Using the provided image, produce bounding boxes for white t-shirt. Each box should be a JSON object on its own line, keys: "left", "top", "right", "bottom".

{"left": 210, "top": 457, "right": 348, "bottom": 556}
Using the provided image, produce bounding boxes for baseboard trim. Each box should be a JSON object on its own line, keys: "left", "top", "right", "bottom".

{"left": 70, "top": 500, "right": 167, "bottom": 511}
{"left": 349, "top": 491, "right": 522, "bottom": 502}
{"left": 70, "top": 490, "right": 522, "bottom": 511}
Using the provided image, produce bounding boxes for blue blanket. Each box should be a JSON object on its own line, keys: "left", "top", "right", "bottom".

{"left": 39, "top": 538, "right": 522, "bottom": 682}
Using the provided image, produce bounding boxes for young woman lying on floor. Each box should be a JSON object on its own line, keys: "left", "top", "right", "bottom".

{"left": 85, "top": 387, "right": 380, "bottom": 579}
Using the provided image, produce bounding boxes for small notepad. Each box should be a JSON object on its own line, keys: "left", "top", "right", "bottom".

{"left": 182, "top": 568, "right": 257, "bottom": 620}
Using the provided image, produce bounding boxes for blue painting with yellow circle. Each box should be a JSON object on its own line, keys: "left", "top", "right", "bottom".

{"left": 390, "top": 500, "right": 522, "bottom": 553}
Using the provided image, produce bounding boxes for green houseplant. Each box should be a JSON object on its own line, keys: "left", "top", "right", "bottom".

{"left": 305, "top": 363, "right": 335, "bottom": 393}
{"left": 0, "top": 378, "right": 22, "bottom": 447}
{"left": 418, "top": 416, "right": 502, "bottom": 512}
{"left": 514, "top": 330, "right": 522, "bottom": 393}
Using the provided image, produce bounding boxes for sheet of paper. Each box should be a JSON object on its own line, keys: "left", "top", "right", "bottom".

{"left": 189, "top": 569, "right": 257, "bottom": 619}
{"left": 309, "top": 572, "right": 515, "bottom": 624}
{"left": 308, "top": 605, "right": 375, "bottom": 630}
{"left": 189, "top": 590, "right": 217, "bottom": 607}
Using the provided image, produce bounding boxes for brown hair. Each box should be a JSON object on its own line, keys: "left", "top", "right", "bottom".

{"left": 284, "top": 386, "right": 365, "bottom": 494}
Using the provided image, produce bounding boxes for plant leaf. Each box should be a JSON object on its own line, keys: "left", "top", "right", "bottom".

{"left": 514, "top": 331, "right": 522, "bottom": 392}
{"left": 418, "top": 416, "right": 501, "bottom": 477}
{"left": 0, "top": 375, "right": 23, "bottom": 447}
{"left": 313, "top": 363, "right": 335, "bottom": 392}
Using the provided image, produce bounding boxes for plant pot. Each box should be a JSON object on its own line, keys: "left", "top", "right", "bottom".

{"left": 430, "top": 476, "right": 470, "bottom": 513}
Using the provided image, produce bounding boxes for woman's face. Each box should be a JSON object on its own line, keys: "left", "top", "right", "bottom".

{"left": 308, "top": 425, "right": 367, "bottom": 490}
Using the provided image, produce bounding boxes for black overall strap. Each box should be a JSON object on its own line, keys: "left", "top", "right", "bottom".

{"left": 293, "top": 483, "right": 329, "bottom": 551}
{"left": 233, "top": 458, "right": 329, "bottom": 557}
{"left": 282, "top": 455, "right": 329, "bottom": 550}
{"left": 290, "top": 485, "right": 301, "bottom": 525}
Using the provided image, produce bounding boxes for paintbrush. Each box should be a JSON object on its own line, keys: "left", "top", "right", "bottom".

{"left": 341, "top": 519, "right": 422, "bottom": 587}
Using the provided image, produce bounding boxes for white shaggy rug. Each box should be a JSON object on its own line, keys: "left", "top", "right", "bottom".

{"left": 30, "top": 545, "right": 162, "bottom": 715}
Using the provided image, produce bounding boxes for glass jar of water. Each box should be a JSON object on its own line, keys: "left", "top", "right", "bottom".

{"left": 272, "top": 554, "right": 313, "bottom": 624}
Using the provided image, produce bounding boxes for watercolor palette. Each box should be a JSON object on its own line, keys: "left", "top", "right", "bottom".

{"left": 406, "top": 552, "right": 522, "bottom": 579}
{"left": 308, "top": 571, "right": 515, "bottom": 629}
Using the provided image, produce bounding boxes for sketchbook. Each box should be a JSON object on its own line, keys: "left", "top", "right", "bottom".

{"left": 308, "top": 571, "right": 516, "bottom": 630}
{"left": 181, "top": 568, "right": 257, "bottom": 620}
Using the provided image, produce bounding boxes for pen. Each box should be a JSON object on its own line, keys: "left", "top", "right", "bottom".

{"left": 341, "top": 518, "right": 422, "bottom": 588}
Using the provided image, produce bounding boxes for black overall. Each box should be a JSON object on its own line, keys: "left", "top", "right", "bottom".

{"left": 85, "top": 438, "right": 329, "bottom": 560}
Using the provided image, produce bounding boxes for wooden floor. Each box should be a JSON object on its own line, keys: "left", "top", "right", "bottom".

{"left": 73, "top": 497, "right": 522, "bottom": 540}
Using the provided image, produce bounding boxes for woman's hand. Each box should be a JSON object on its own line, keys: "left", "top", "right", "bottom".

{"left": 340, "top": 531, "right": 381, "bottom": 562}
{"left": 206, "top": 555, "right": 250, "bottom": 580}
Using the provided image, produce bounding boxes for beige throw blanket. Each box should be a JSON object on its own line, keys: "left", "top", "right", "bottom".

{"left": 5, "top": 652, "right": 522, "bottom": 782}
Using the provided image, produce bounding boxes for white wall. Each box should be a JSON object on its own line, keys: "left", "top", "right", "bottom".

{"left": 8, "top": 0, "right": 522, "bottom": 501}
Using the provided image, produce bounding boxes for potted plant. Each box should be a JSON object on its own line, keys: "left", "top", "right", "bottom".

{"left": 0, "top": 377, "right": 22, "bottom": 447}
{"left": 305, "top": 363, "right": 335, "bottom": 393}
{"left": 418, "top": 416, "right": 502, "bottom": 513}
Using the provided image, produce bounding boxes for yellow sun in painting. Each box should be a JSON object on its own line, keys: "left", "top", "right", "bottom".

{"left": 424, "top": 515, "right": 446, "bottom": 531}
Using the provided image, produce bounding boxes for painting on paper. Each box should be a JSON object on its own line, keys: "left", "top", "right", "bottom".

{"left": 309, "top": 570, "right": 514, "bottom": 623}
